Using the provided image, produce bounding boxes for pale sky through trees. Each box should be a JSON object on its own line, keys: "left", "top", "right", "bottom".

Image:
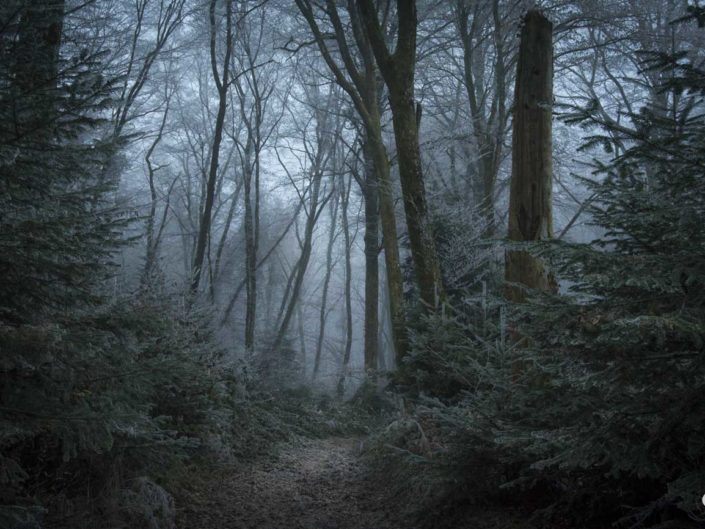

{"left": 2, "top": 1, "right": 704, "bottom": 528}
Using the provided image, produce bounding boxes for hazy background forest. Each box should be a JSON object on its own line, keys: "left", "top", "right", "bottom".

{"left": 1, "top": 0, "right": 704, "bottom": 528}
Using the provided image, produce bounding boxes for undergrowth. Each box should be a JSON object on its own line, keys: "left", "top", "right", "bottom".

{"left": 1, "top": 293, "right": 384, "bottom": 529}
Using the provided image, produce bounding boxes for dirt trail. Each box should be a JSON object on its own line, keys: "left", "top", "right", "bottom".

{"left": 179, "top": 437, "right": 403, "bottom": 529}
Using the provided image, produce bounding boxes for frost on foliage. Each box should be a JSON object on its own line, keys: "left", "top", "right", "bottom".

{"left": 119, "top": 477, "right": 176, "bottom": 529}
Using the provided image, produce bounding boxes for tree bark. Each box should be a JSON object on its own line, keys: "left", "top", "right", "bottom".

{"left": 313, "top": 185, "right": 339, "bottom": 380}
{"left": 505, "top": 10, "right": 555, "bottom": 302}
{"left": 337, "top": 177, "right": 354, "bottom": 397}
{"left": 366, "top": 120, "right": 408, "bottom": 364}
{"left": 296, "top": 301, "right": 307, "bottom": 376}
{"left": 270, "top": 84, "right": 335, "bottom": 353}
{"left": 455, "top": 0, "right": 512, "bottom": 238}
{"left": 191, "top": 0, "right": 232, "bottom": 298}
{"left": 243, "top": 139, "right": 257, "bottom": 354}
{"left": 296, "top": 0, "right": 408, "bottom": 363}
{"left": 357, "top": 0, "right": 446, "bottom": 309}
{"left": 141, "top": 95, "right": 171, "bottom": 290}
{"left": 362, "top": 139, "right": 379, "bottom": 372}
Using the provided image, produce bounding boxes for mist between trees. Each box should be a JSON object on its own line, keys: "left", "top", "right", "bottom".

{"left": 1, "top": 1, "right": 704, "bottom": 528}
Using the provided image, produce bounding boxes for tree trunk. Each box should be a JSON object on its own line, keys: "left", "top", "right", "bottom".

{"left": 220, "top": 198, "right": 302, "bottom": 326}
{"left": 141, "top": 94, "right": 171, "bottom": 290}
{"left": 265, "top": 260, "right": 275, "bottom": 331}
{"left": 387, "top": 83, "right": 444, "bottom": 307}
{"left": 378, "top": 268, "right": 392, "bottom": 370}
{"left": 362, "top": 139, "right": 379, "bottom": 372}
{"left": 233, "top": 27, "right": 268, "bottom": 353}
{"left": 336, "top": 177, "right": 354, "bottom": 398}
{"left": 456, "top": 0, "right": 511, "bottom": 238}
{"left": 244, "top": 141, "right": 257, "bottom": 355}
{"left": 270, "top": 166, "right": 324, "bottom": 354}
{"left": 357, "top": 0, "right": 445, "bottom": 309}
{"left": 297, "top": 301, "right": 307, "bottom": 377}
{"left": 295, "top": 0, "right": 409, "bottom": 362}
{"left": 313, "top": 185, "right": 339, "bottom": 379}
{"left": 213, "top": 179, "right": 243, "bottom": 283}
{"left": 364, "top": 99, "right": 407, "bottom": 365}
{"left": 190, "top": 0, "right": 232, "bottom": 298}
{"left": 505, "top": 10, "right": 555, "bottom": 302}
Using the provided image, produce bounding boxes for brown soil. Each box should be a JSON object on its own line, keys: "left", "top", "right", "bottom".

{"left": 178, "top": 437, "right": 404, "bottom": 529}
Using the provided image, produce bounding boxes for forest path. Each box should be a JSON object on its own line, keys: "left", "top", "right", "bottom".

{"left": 179, "top": 436, "right": 404, "bottom": 529}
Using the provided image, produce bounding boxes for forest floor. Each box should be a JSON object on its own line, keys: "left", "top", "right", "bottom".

{"left": 178, "top": 435, "right": 529, "bottom": 529}
{"left": 178, "top": 436, "right": 404, "bottom": 529}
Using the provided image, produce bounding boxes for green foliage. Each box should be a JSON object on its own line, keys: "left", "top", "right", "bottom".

{"left": 0, "top": 6, "right": 241, "bottom": 527}
{"left": 227, "top": 382, "right": 388, "bottom": 453}
{"left": 509, "top": 44, "right": 705, "bottom": 522}
{"left": 0, "top": 299, "right": 234, "bottom": 526}
{"left": 348, "top": 378, "right": 398, "bottom": 416}
{"left": 398, "top": 301, "right": 508, "bottom": 399}
{"left": 0, "top": 5, "right": 376, "bottom": 522}
{"left": 0, "top": 1, "right": 128, "bottom": 323}
{"left": 381, "top": 22, "right": 705, "bottom": 529}
{"left": 368, "top": 310, "right": 527, "bottom": 527}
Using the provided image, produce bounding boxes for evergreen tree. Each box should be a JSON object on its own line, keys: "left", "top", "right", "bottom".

{"left": 388, "top": 15, "right": 705, "bottom": 528}
{"left": 512, "top": 36, "right": 705, "bottom": 525}
{"left": 0, "top": 4, "right": 227, "bottom": 527}
{"left": 0, "top": 0, "right": 126, "bottom": 323}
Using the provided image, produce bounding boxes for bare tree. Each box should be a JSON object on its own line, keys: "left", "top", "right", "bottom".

{"left": 141, "top": 77, "right": 177, "bottom": 288}
{"left": 454, "top": 0, "right": 519, "bottom": 236}
{"left": 506, "top": 10, "right": 555, "bottom": 302}
{"left": 295, "top": 0, "right": 408, "bottom": 363}
{"left": 357, "top": 0, "right": 446, "bottom": 308}
{"left": 336, "top": 172, "right": 354, "bottom": 396}
{"left": 269, "top": 83, "right": 340, "bottom": 355}
{"left": 191, "top": 0, "right": 233, "bottom": 297}
{"left": 313, "top": 181, "right": 340, "bottom": 379}
{"left": 229, "top": 1, "right": 281, "bottom": 353}
{"left": 111, "top": 0, "right": 186, "bottom": 141}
